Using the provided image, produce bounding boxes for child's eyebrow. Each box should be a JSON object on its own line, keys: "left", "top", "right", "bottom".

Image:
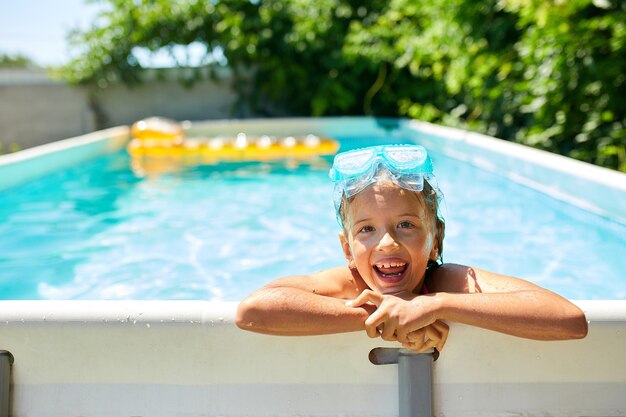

{"left": 352, "top": 217, "right": 372, "bottom": 227}
{"left": 398, "top": 213, "right": 425, "bottom": 220}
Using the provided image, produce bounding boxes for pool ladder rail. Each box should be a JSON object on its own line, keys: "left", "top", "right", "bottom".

{"left": 370, "top": 347, "right": 437, "bottom": 417}
{"left": 0, "top": 350, "right": 13, "bottom": 417}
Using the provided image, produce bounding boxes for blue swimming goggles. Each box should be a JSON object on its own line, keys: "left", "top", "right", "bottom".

{"left": 329, "top": 144, "right": 436, "bottom": 214}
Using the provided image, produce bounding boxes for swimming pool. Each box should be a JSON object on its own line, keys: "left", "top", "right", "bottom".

{"left": 1, "top": 119, "right": 625, "bottom": 300}
{"left": 1, "top": 118, "right": 625, "bottom": 417}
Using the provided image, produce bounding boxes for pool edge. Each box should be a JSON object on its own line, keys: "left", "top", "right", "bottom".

{"left": 405, "top": 119, "right": 626, "bottom": 225}
{"left": 0, "top": 126, "right": 130, "bottom": 191}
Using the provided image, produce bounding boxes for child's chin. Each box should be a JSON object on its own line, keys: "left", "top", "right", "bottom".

{"left": 377, "top": 281, "right": 410, "bottom": 295}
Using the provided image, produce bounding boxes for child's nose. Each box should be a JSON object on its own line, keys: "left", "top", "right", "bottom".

{"left": 377, "top": 232, "right": 399, "bottom": 251}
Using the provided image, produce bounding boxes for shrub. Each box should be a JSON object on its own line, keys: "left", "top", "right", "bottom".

{"left": 61, "top": 0, "right": 626, "bottom": 171}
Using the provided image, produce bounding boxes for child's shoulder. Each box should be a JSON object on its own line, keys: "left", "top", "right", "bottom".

{"left": 426, "top": 263, "right": 480, "bottom": 293}
{"left": 311, "top": 266, "right": 370, "bottom": 299}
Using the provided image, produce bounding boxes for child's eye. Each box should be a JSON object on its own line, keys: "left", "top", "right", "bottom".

{"left": 398, "top": 221, "right": 414, "bottom": 229}
{"left": 358, "top": 225, "right": 375, "bottom": 233}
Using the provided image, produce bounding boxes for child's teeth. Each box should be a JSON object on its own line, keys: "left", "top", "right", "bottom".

{"left": 378, "top": 262, "right": 405, "bottom": 268}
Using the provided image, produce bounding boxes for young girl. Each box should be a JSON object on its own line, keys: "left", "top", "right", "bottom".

{"left": 236, "top": 144, "right": 587, "bottom": 352}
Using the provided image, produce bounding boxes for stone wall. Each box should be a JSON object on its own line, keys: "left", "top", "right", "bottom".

{"left": 0, "top": 68, "right": 239, "bottom": 150}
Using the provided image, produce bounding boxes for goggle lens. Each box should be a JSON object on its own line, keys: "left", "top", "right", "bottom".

{"left": 384, "top": 146, "right": 427, "bottom": 168}
{"left": 331, "top": 149, "right": 375, "bottom": 177}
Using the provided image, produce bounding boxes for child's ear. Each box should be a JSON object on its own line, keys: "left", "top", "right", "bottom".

{"left": 338, "top": 231, "right": 355, "bottom": 268}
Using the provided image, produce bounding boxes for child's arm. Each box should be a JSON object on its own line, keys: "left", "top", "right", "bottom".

{"left": 236, "top": 267, "right": 376, "bottom": 335}
{"left": 431, "top": 263, "right": 588, "bottom": 340}
{"left": 350, "top": 263, "right": 587, "bottom": 342}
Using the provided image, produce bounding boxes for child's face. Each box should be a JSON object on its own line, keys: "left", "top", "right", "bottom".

{"left": 339, "top": 183, "right": 437, "bottom": 295}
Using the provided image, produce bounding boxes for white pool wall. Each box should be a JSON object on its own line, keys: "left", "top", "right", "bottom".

{"left": 1, "top": 117, "right": 625, "bottom": 416}
{"left": 405, "top": 119, "right": 626, "bottom": 225}
{"left": 0, "top": 126, "right": 129, "bottom": 191}
{"left": 0, "top": 301, "right": 624, "bottom": 417}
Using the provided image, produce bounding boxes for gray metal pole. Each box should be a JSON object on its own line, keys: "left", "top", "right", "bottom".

{"left": 0, "top": 350, "right": 14, "bottom": 417}
{"left": 370, "top": 347, "right": 435, "bottom": 417}
{"left": 398, "top": 349, "right": 432, "bottom": 417}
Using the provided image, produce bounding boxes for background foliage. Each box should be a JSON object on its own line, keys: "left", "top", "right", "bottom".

{"left": 0, "top": 52, "right": 35, "bottom": 68}
{"left": 62, "top": 0, "right": 626, "bottom": 171}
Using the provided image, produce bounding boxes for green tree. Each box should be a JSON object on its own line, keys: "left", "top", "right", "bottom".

{"left": 506, "top": 0, "right": 626, "bottom": 171}
{"left": 62, "top": 0, "right": 626, "bottom": 171}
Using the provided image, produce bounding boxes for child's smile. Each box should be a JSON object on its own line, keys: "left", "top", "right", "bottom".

{"left": 374, "top": 259, "right": 408, "bottom": 283}
{"left": 340, "top": 182, "right": 438, "bottom": 294}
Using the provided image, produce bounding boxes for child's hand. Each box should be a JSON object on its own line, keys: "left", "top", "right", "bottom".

{"left": 401, "top": 320, "right": 449, "bottom": 353}
{"left": 346, "top": 289, "right": 449, "bottom": 352}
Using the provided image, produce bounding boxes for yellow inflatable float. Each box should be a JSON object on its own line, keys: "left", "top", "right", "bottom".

{"left": 127, "top": 117, "right": 339, "bottom": 165}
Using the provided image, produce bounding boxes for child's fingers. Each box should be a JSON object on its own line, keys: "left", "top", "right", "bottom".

{"left": 423, "top": 326, "right": 440, "bottom": 350}
{"left": 364, "top": 311, "right": 387, "bottom": 338}
{"left": 345, "top": 289, "right": 383, "bottom": 308}
{"left": 405, "top": 322, "right": 448, "bottom": 353}
{"left": 365, "top": 322, "right": 381, "bottom": 338}
{"left": 404, "top": 338, "right": 436, "bottom": 353}
{"left": 405, "top": 328, "right": 426, "bottom": 351}
{"left": 431, "top": 320, "right": 449, "bottom": 352}
{"left": 347, "top": 291, "right": 385, "bottom": 338}
{"left": 365, "top": 309, "right": 399, "bottom": 341}
{"left": 379, "top": 318, "right": 398, "bottom": 341}
{"left": 421, "top": 338, "right": 439, "bottom": 352}
{"left": 379, "top": 326, "right": 395, "bottom": 341}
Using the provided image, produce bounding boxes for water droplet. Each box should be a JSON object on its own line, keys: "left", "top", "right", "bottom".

{"left": 146, "top": 323, "right": 151, "bottom": 328}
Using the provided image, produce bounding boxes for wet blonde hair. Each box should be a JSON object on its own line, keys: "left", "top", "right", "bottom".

{"left": 337, "top": 178, "right": 445, "bottom": 262}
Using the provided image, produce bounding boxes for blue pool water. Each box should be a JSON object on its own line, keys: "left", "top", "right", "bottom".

{"left": 1, "top": 133, "right": 625, "bottom": 300}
